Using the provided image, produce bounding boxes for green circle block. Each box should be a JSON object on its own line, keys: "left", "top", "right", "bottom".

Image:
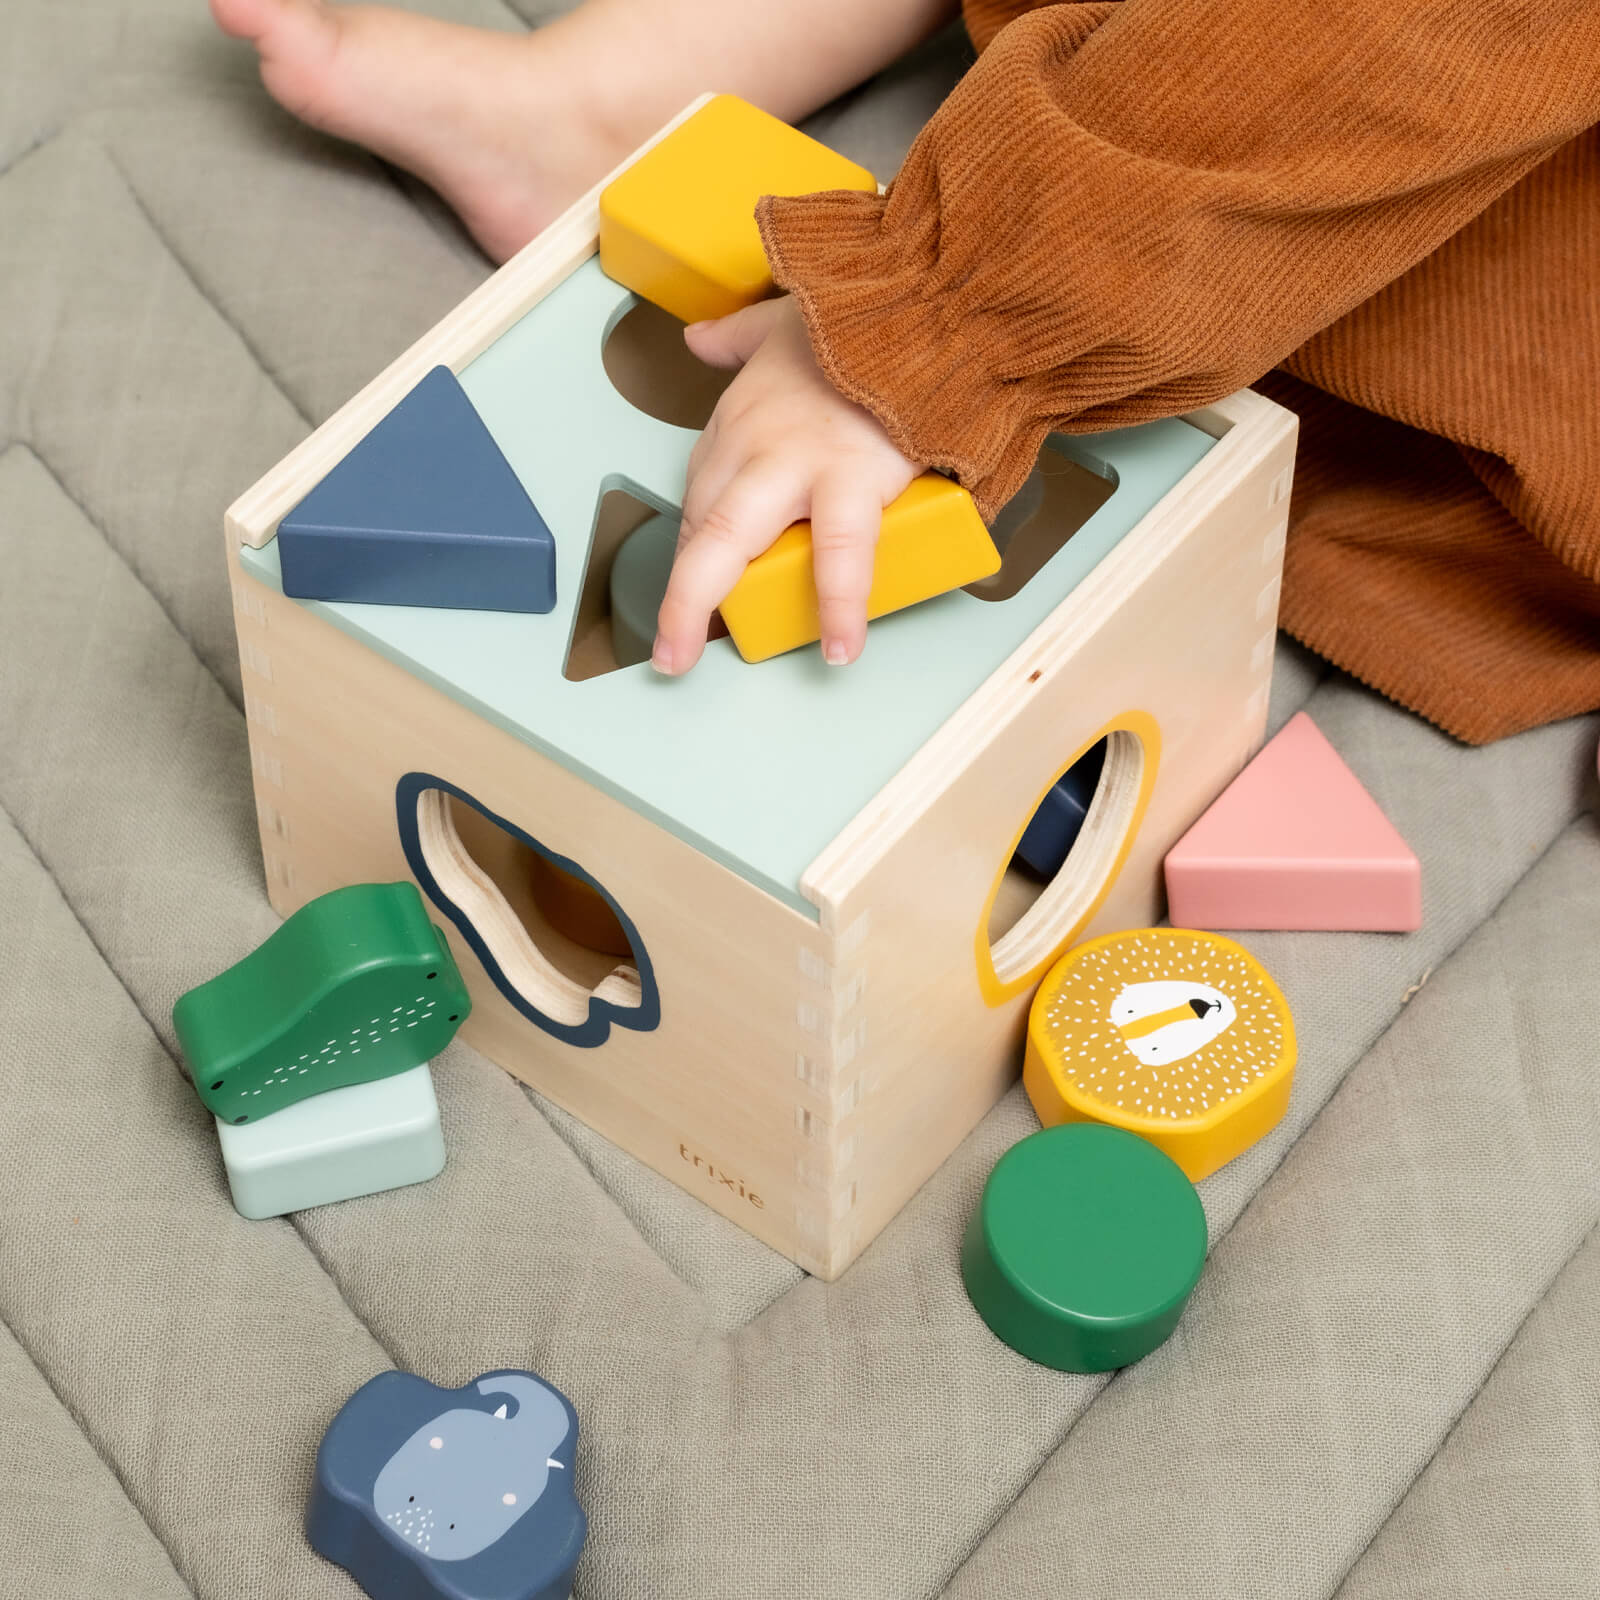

{"left": 961, "top": 1122, "right": 1207, "bottom": 1372}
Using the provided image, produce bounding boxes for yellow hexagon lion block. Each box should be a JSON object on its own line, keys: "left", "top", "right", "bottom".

{"left": 1024, "top": 928, "right": 1297, "bottom": 1181}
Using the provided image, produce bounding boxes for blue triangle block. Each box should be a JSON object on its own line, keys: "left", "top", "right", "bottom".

{"left": 278, "top": 366, "right": 556, "bottom": 614}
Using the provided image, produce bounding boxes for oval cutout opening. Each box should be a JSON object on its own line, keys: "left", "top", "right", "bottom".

{"left": 978, "top": 716, "right": 1160, "bottom": 1006}
{"left": 396, "top": 775, "right": 659, "bottom": 1047}
{"left": 602, "top": 298, "right": 735, "bottom": 431}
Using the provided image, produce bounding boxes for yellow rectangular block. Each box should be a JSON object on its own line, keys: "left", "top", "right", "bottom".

{"left": 720, "top": 474, "right": 1002, "bottom": 664}
{"left": 598, "top": 93, "right": 878, "bottom": 325}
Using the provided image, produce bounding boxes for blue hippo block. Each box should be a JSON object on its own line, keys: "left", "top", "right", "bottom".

{"left": 308, "top": 1369, "right": 586, "bottom": 1600}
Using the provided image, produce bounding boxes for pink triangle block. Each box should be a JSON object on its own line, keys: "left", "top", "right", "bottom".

{"left": 1165, "top": 712, "right": 1422, "bottom": 932}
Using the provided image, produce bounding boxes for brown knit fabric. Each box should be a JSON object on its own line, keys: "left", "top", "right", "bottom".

{"left": 759, "top": 0, "right": 1600, "bottom": 743}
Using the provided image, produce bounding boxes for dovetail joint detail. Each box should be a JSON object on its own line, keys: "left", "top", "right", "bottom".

{"left": 243, "top": 693, "right": 279, "bottom": 736}
{"left": 797, "top": 946, "right": 830, "bottom": 984}
{"left": 1261, "top": 516, "right": 1288, "bottom": 564}
{"left": 239, "top": 640, "right": 273, "bottom": 681}
{"left": 250, "top": 746, "right": 284, "bottom": 789}
{"left": 256, "top": 800, "right": 292, "bottom": 842}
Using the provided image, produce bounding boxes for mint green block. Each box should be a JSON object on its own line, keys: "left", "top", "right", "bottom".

{"left": 215, "top": 1065, "right": 446, "bottom": 1220}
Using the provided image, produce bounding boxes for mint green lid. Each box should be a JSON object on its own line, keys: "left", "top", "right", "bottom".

{"left": 961, "top": 1122, "right": 1207, "bottom": 1372}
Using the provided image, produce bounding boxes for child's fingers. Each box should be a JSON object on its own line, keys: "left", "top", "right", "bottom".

{"left": 655, "top": 460, "right": 806, "bottom": 675}
{"left": 683, "top": 413, "right": 720, "bottom": 505}
{"left": 677, "top": 431, "right": 741, "bottom": 560}
{"left": 808, "top": 473, "right": 881, "bottom": 667}
{"left": 683, "top": 299, "right": 784, "bottom": 371}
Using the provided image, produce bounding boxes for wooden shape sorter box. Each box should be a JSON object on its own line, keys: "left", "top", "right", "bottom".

{"left": 222, "top": 97, "right": 1298, "bottom": 1279}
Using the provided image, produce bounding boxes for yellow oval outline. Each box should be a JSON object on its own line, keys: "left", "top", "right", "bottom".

{"left": 974, "top": 710, "right": 1162, "bottom": 1009}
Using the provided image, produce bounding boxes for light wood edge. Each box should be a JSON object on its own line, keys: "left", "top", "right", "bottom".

{"left": 800, "top": 389, "right": 1298, "bottom": 924}
{"left": 989, "top": 726, "right": 1146, "bottom": 982}
{"left": 224, "top": 93, "right": 717, "bottom": 550}
{"left": 415, "top": 789, "right": 642, "bottom": 1025}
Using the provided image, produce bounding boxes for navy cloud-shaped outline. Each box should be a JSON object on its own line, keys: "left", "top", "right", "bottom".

{"left": 395, "top": 771, "right": 660, "bottom": 1048}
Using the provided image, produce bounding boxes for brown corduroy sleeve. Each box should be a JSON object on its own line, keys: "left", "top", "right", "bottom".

{"left": 757, "top": 0, "right": 1600, "bottom": 520}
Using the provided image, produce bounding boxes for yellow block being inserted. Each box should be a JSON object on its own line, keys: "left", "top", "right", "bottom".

{"left": 598, "top": 94, "right": 878, "bottom": 325}
{"left": 719, "top": 474, "right": 1001, "bottom": 664}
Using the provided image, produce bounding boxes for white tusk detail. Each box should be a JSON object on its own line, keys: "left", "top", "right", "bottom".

{"left": 547, "top": 1458, "right": 564, "bottom": 1469}
{"left": 494, "top": 1404, "right": 508, "bottom": 1419}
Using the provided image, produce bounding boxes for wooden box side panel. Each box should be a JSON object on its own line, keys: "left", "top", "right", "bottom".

{"left": 229, "top": 548, "right": 857, "bottom": 1271}
{"left": 801, "top": 392, "right": 1299, "bottom": 1271}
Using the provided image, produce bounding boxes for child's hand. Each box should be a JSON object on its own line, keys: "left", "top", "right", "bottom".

{"left": 652, "top": 295, "right": 921, "bottom": 675}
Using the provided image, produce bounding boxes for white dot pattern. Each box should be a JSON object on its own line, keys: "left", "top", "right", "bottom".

{"left": 231, "top": 991, "right": 443, "bottom": 1113}
{"left": 1039, "top": 930, "right": 1288, "bottom": 1123}
{"left": 383, "top": 1502, "right": 436, "bottom": 1554}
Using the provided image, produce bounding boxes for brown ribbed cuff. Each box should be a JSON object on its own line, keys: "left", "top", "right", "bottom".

{"left": 755, "top": 6, "right": 1129, "bottom": 521}
{"left": 758, "top": 188, "right": 1042, "bottom": 523}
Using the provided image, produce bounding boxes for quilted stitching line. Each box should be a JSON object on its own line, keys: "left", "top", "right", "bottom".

{"left": 0, "top": 1301, "right": 199, "bottom": 1600}
{"left": 10, "top": 442, "right": 246, "bottom": 719}
{"left": 1327, "top": 1211, "right": 1600, "bottom": 1598}
{"left": 0, "top": 785, "right": 407, "bottom": 1557}
{"left": 103, "top": 146, "right": 315, "bottom": 434}
{"left": 0, "top": 124, "right": 65, "bottom": 183}
{"left": 0, "top": 805, "right": 205, "bottom": 1600}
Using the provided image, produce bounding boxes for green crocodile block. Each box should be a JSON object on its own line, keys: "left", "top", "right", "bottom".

{"left": 173, "top": 882, "right": 471, "bottom": 1125}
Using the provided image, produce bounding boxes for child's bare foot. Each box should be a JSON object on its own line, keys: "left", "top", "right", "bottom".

{"left": 210, "top": 0, "right": 640, "bottom": 260}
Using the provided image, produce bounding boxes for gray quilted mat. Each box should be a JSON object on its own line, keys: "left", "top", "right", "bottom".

{"left": 2, "top": 4, "right": 1597, "bottom": 1596}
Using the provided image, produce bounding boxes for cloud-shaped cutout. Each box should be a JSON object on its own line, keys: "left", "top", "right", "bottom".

{"left": 396, "top": 772, "right": 660, "bottom": 1048}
